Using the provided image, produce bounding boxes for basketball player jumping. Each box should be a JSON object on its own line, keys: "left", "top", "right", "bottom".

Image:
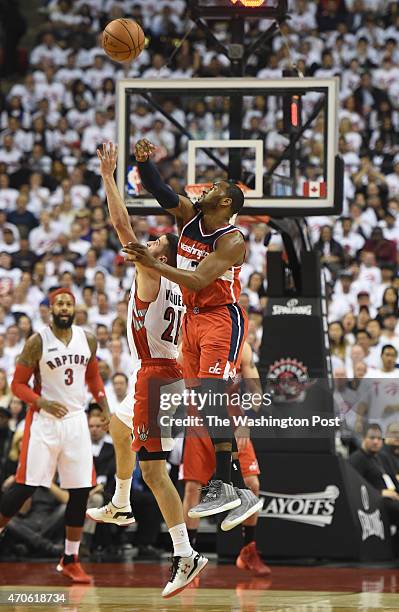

{"left": 123, "top": 138, "right": 261, "bottom": 526}
{"left": 0, "top": 288, "right": 110, "bottom": 583}
{"left": 181, "top": 341, "right": 270, "bottom": 575}
{"left": 86, "top": 143, "right": 208, "bottom": 598}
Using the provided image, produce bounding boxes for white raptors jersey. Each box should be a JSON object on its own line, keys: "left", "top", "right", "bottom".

{"left": 37, "top": 325, "right": 92, "bottom": 417}
{"left": 127, "top": 276, "right": 184, "bottom": 363}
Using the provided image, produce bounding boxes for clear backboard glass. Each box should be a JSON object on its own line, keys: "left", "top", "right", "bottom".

{"left": 117, "top": 78, "right": 342, "bottom": 217}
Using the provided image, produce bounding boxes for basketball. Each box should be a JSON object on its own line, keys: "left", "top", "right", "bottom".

{"left": 102, "top": 18, "right": 145, "bottom": 63}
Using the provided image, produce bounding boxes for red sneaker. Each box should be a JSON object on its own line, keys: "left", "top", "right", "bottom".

{"left": 236, "top": 542, "right": 271, "bottom": 576}
{"left": 56, "top": 556, "right": 93, "bottom": 583}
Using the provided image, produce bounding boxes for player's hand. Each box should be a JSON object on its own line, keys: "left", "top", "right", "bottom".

{"left": 134, "top": 138, "right": 156, "bottom": 162}
{"left": 97, "top": 142, "right": 118, "bottom": 178}
{"left": 235, "top": 426, "right": 250, "bottom": 451}
{"left": 37, "top": 398, "right": 68, "bottom": 418}
{"left": 122, "top": 242, "right": 158, "bottom": 268}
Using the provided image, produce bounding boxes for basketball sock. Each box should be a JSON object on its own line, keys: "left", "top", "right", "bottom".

{"left": 242, "top": 525, "right": 256, "bottom": 545}
{"left": 169, "top": 523, "right": 192, "bottom": 558}
{"left": 65, "top": 539, "right": 80, "bottom": 558}
{"left": 187, "top": 528, "right": 198, "bottom": 547}
{"left": 215, "top": 450, "right": 232, "bottom": 483}
{"left": 112, "top": 476, "right": 132, "bottom": 508}
{"left": 231, "top": 458, "right": 246, "bottom": 489}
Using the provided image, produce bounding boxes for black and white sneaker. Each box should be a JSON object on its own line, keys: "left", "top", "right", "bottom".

{"left": 162, "top": 550, "right": 208, "bottom": 598}
{"left": 86, "top": 501, "right": 135, "bottom": 526}
{"left": 187, "top": 479, "right": 241, "bottom": 518}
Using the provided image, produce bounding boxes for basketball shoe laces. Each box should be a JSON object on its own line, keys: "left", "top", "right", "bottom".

{"left": 169, "top": 556, "right": 182, "bottom": 582}
{"left": 200, "top": 480, "right": 222, "bottom": 502}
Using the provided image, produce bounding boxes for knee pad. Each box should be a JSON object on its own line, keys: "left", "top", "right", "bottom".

{"left": 65, "top": 488, "right": 91, "bottom": 527}
{"left": 0, "top": 483, "right": 36, "bottom": 518}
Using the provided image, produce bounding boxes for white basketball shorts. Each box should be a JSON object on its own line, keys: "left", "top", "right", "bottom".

{"left": 16, "top": 409, "right": 95, "bottom": 489}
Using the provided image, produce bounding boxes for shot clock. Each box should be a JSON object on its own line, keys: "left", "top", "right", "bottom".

{"left": 189, "top": 0, "right": 287, "bottom": 18}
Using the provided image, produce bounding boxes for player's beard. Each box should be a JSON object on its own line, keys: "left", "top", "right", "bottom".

{"left": 53, "top": 313, "right": 74, "bottom": 329}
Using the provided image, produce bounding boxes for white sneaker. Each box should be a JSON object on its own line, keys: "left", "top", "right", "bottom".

{"left": 162, "top": 550, "right": 208, "bottom": 598}
{"left": 86, "top": 501, "right": 135, "bottom": 526}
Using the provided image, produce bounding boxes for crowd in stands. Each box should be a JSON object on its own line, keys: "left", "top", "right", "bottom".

{"left": 1, "top": 0, "right": 399, "bottom": 556}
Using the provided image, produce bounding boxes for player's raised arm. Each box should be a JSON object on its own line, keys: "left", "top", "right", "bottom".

{"left": 11, "top": 334, "right": 68, "bottom": 418}
{"left": 98, "top": 142, "right": 138, "bottom": 247}
{"left": 135, "top": 138, "right": 196, "bottom": 225}
{"left": 99, "top": 142, "right": 162, "bottom": 300}
{"left": 123, "top": 230, "right": 245, "bottom": 292}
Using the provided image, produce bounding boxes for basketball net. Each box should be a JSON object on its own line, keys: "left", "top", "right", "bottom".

{"left": 184, "top": 182, "right": 251, "bottom": 225}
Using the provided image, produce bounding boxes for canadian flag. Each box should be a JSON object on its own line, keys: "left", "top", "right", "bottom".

{"left": 303, "top": 181, "right": 327, "bottom": 198}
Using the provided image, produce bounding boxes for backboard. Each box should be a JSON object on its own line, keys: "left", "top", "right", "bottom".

{"left": 117, "top": 77, "right": 343, "bottom": 217}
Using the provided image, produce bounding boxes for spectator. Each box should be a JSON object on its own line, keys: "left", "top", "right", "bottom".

{"left": 107, "top": 373, "right": 129, "bottom": 414}
{"left": 355, "top": 329, "right": 381, "bottom": 370}
{"left": 315, "top": 225, "right": 344, "bottom": 271}
{"left": 364, "top": 227, "right": 397, "bottom": 265}
{"left": 0, "top": 407, "right": 13, "bottom": 488}
{"left": 245, "top": 272, "right": 267, "bottom": 313}
{"left": 380, "top": 422, "right": 399, "bottom": 477}
{"left": 4, "top": 325, "right": 22, "bottom": 364}
{"left": 89, "top": 413, "right": 115, "bottom": 498}
{"left": 83, "top": 413, "right": 116, "bottom": 552}
{"left": 381, "top": 287, "right": 399, "bottom": 317}
{"left": 380, "top": 314, "right": 399, "bottom": 352}
{"left": 349, "top": 423, "right": 399, "bottom": 530}
{"left": 0, "top": 478, "right": 66, "bottom": 558}
{"left": 109, "top": 340, "right": 132, "bottom": 377}
{"left": 28, "top": 211, "right": 60, "bottom": 257}
{"left": 0, "top": 369, "right": 11, "bottom": 408}
{"left": 329, "top": 321, "right": 348, "bottom": 366}
{"left": 7, "top": 395, "right": 25, "bottom": 433}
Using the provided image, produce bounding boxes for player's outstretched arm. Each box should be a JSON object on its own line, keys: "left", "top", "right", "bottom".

{"left": 98, "top": 142, "right": 138, "bottom": 246}
{"left": 11, "top": 334, "right": 68, "bottom": 418}
{"left": 123, "top": 231, "right": 245, "bottom": 292}
{"left": 85, "top": 332, "right": 111, "bottom": 430}
{"left": 135, "top": 138, "right": 196, "bottom": 225}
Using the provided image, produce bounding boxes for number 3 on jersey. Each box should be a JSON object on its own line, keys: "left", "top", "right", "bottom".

{"left": 161, "top": 306, "right": 182, "bottom": 345}
{"left": 64, "top": 368, "right": 74, "bottom": 386}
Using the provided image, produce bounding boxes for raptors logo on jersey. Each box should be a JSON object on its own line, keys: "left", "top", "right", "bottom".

{"left": 37, "top": 325, "right": 92, "bottom": 417}
{"left": 177, "top": 212, "right": 243, "bottom": 308}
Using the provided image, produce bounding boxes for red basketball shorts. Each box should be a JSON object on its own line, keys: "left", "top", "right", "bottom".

{"left": 116, "top": 358, "right": 183, "bottom": 453}
{"left": 182, "top": 303, "right": 248, "bottom": 382}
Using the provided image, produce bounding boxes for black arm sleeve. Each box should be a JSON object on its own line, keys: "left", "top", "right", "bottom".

{"left": 137, "top": 160, "right": 179, "bottom": 210}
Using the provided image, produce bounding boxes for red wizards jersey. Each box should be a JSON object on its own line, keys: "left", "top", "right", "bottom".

{"left": 177, "top": 212, "right": 243, "bottom": 308}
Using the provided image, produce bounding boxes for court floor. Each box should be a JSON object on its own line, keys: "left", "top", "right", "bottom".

{"left": 1, "top": 562, "right": 399, "bottom": 611}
